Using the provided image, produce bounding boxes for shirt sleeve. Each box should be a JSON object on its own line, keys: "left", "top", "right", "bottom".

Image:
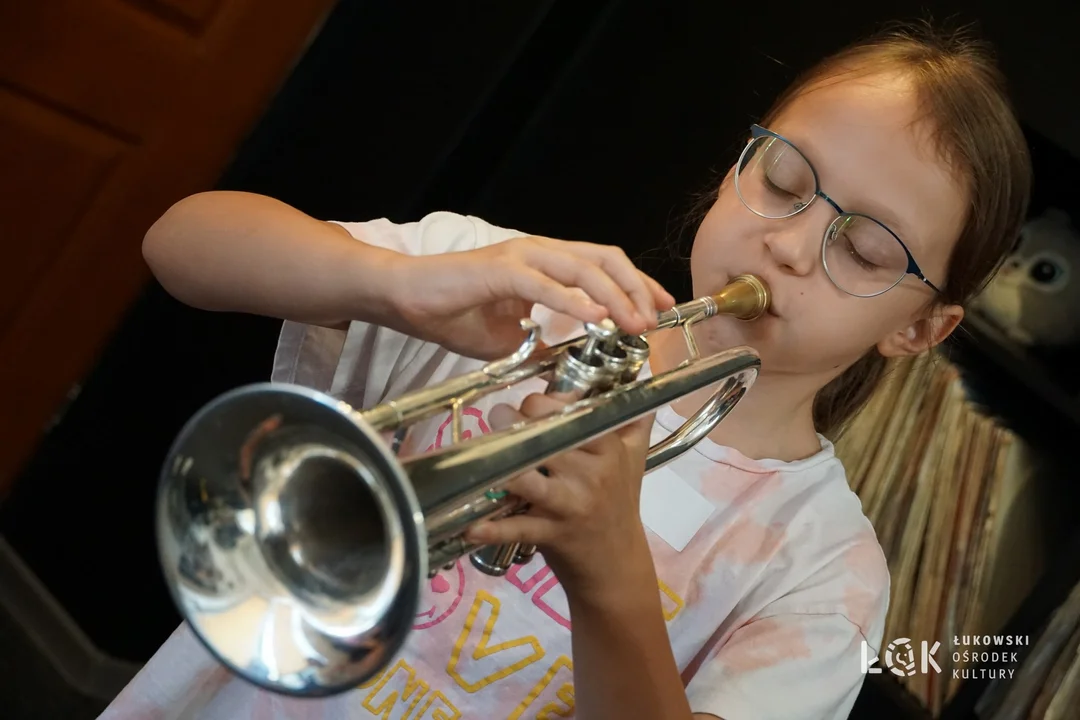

{"left": 686, "top": 531, "right": 891, "bottom": 720}
{"left": 686, "top": 611, "right": 879, "bottom": 720}
{"left": 270, "top": 211, "right": 529, "bottom": 409}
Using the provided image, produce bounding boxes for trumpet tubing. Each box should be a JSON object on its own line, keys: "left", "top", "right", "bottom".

{"left": 155, "top": 275, "right": 769, "bottom": 696}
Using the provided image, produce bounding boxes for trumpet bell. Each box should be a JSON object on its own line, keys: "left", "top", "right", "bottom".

{"left": 156, "top": 383, "right": 427, "bottom": 696}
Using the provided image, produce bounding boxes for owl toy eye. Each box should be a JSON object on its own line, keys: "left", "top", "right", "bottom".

{"left": 1024, "top": 251, "right": 1071, "bottom": 292}
{"left": 1030, "top": 259, "right": 1062, "bottom": 283}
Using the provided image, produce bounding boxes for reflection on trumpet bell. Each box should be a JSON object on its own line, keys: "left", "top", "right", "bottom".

{"left": 155, "top": 275, "right": 769, "bottom": 696}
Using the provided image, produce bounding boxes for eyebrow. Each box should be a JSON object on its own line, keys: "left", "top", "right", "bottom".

{"left": 854, "top": 200, "right": 913, "bottom": 243}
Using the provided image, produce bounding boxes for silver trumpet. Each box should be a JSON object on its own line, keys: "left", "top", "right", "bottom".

{"left": 155, "top": 274, "right": 769, "bottom": 697}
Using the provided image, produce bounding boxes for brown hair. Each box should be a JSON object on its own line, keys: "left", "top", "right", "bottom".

{"left": 742, "top": 20, "right": 1032, "bottom": 438}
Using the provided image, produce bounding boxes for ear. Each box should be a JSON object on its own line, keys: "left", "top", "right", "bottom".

{"left": 877, "top": 303, "right": 965, "bottom": 357}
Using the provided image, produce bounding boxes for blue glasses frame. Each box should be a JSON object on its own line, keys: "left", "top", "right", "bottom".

{"left": 745, "top": 125, "right": 942, "bottom": 296}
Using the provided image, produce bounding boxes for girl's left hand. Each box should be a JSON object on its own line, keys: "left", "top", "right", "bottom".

{"left": 463, "top": 393, "right": 655, "bottom": 600}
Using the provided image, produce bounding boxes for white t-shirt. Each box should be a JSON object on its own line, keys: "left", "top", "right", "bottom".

{"left": 100, "top": 211, "right": 890, "bottom": 720}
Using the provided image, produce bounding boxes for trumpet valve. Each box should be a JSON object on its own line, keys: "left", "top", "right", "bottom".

{"left": 469, "top": 543, "right": 521, "bottom": 576}
{"left": 616, "top": 334, "right": 650, "bottom": 383}
{"left": 579, "top": 318, "right": 620, "bottom": 358}
{"left": 513, "top": 544, "right": 538, "bottom": 565}
{"left": 546, "top": 318, "right": 627, "bottom": 398}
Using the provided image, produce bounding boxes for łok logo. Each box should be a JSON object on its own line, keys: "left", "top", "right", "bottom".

{"left": 862, "top": 638, "right": 941, "bottom": 676}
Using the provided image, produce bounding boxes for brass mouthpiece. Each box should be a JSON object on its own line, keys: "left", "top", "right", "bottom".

{"left": 655, "top": 274, "right": 771, "bottom": 329}
{"left": 713, "top": 274, "right": 770, "bottom": 321}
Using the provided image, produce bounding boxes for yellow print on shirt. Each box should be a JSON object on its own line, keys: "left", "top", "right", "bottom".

{"left": 539, "top": 685, "right": 575, "bottom": 719}
{"left": 508, "top": 655, "right": 574, "bottom": 719}
{"left": 658, "top": 578, "right": 684, "bottom": 621}
{"left": 360, "top": 658, "right": 462, "bottom": 719}
{"left": 448, "top": 589, "right": 546, "bottom": 692}
{"left": 414, "top": 691, "right": 462, "bottom": 720}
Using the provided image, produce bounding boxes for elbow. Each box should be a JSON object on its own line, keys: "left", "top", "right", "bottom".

{"left": 143, "top": 193, "right": 198, "bottom": 271}
{"left": 142, "top": 192, "right": 213, "bottom": 302}
{"left": 142, "top": 207, "right": 182, "bottom": 299}
{"left": 141, "top": 212, "right": 169, "bottom": 279}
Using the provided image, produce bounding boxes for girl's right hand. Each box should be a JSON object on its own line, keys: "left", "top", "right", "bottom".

{"left": 387, "top": 235, "right": 675, "bottom": 360}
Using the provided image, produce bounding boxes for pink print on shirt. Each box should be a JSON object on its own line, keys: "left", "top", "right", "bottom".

{"left": 717, "top": 616, "right": 813, "bottom": 672}
{"left": 429, "top": 405, "right": 491, "bottom": 450}
{"left": 414, "top": 559, "right": 467, "bottom": 630}
{"left": 506, "top": 562, "right": 572, "bottom": 630}
{"left": 713, "top": 515, "right": 788, "bottom": 565}
{"left": 702, "top": 465, "right": 785, "bottom": 503}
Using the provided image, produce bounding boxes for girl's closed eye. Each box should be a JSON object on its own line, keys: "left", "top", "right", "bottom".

{"left": 763, "top": 174, "right": 800, "bottom": 200}
{"left": 839, "top": 228, "right": 896, "bottom": 271}
{"left": 843, "top": 236, "right": 879, "bottom": 270}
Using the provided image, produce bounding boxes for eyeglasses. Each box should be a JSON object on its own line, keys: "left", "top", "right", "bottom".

{"left": 734, "top": 125, "right": 942, "bottom": 298}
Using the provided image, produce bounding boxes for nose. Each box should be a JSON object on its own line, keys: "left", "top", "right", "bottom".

{"left": 761, "top": 210, "right": 823, "bottom": 276}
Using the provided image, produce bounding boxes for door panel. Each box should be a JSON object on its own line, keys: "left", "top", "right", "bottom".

{"left": 0, "top": 0, "right": 340, "bottom": 498}
{"left": 0, "top": 87, "right": 128, "bottom": 329}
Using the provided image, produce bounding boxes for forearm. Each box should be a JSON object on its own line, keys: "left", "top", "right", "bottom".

{"left": 565, "top": 540, "right": 694, "bottom": 720}
{"left": 142, "top": 191, "right": 403, "bottom": 328}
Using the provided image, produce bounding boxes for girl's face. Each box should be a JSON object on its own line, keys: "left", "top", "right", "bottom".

{"left": 690, "top": 72, "right": 967, "bottom": 382}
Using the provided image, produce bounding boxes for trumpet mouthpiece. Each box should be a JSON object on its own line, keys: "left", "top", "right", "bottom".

{"left": 653, "top": 274, "right": 771, "bottom": 330}
{"left": 714, "top": 274, "right": 770, "bottom": 321}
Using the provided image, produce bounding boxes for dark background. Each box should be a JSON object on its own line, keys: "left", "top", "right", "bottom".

{"left": 3, "top": 1, "right": 1080, "bottom": 717}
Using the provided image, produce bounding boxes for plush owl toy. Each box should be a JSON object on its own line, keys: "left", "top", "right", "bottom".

{"left": 971, "top": 207, "right": 1080, "bottom": 348}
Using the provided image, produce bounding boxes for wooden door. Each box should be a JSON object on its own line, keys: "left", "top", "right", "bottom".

{"left": 0, "top": 0, "right": 339, "bottom": 499}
